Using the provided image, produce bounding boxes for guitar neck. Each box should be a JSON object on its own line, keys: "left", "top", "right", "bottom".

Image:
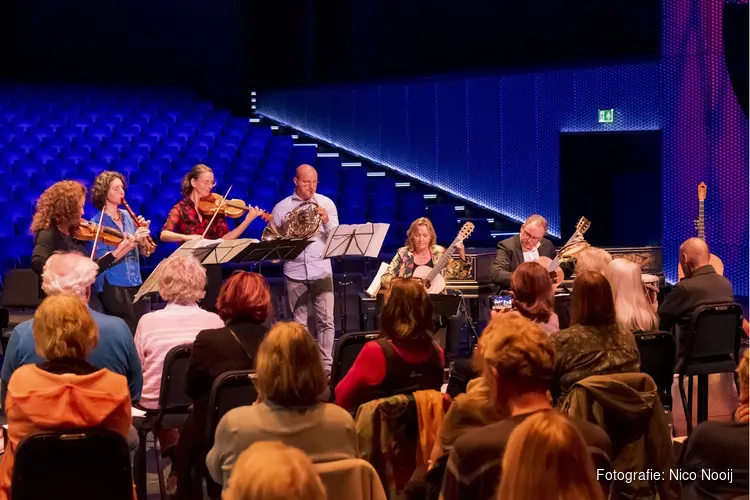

{"left": 426, "top": 237, "right": 459, "bottom": 282}
{"left": 698, "top": 199, "right": 705, "bottom": 240}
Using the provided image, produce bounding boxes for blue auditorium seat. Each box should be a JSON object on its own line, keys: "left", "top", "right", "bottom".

{"left": 133, "top": 136, "right": 159, "bottom": 153}
{"left": 105, "top": 136, "right": 129, "bottom": 153}
{"left": 99, "top": 117, "right": 121, "bottom": 133}
{"left": 288, "top": 145, "right": 317, "bottom": 167}
{"left": 32, "top": 128, "right": 53, "bottom": 144}
{"left": 124, "top": 184, "right": 151, "bottom": 205}
{"left": 118, "top": 125, "right": 141, "bottom": 142}
{"left": 59, "top": 128, "right": 82, "bottom": 143}
{"left": 89, "top": 126, "right": 113, "bottom": 142}
{"left": 1, "top": 147, "right": 26, "bottom": 166}
{"left": 123, "top": 146, "right": 151, "bottom": 164}
{"left": 153, "top": 147, "right": 179, "bottom": 162}
{"left": 16, "top": 139, "right": 37, "bottom": 154}
{"left": 93, "top": 146, "right": 121, "bottom": 164}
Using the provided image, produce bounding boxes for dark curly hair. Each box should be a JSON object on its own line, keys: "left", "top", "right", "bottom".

{"left": 91, "top": 171, "right": 126, "bottom": 210}
{"left": 30, "top": 181, "right": 86, "bottom": 234}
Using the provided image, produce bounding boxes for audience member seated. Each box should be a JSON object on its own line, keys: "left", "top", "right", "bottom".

{"left": 679, "top": 349, "right": 749, "bottom": 500}
{"left": 1, "top": 252, "right": 142, "bottom": 404}
{"left": 223, "top": 441, "right": 327, "bottom": 500}
{"left": 658, "top": 238, "right": 734, "bottom": 359}
{"left": 206, "top": 322, "right": 358, "bottom": 490}
{"left": 440, "top": 313, "right": 612, "bottom": 500}
{"left": 334, "top": 279, "right": 444, "bottom": 411}
{"left": 574, "top": 247, "right": 612, "bottom": 275}
{"left": 498, "top": 411, "right": 604, "bottom": 500}
{"left": 509, "top": 261, "right": 559, "bottom": 334}
{"left": 0, "top": 294, "right": 132, "bottom": 500}
{"left": 604, "top": 258, "right": 659, "bottom": 333}
{"left": 134, "top": 254, "right": 224, "bottom": 410}
{"left": 175, "top": 271, "right": 272, "bottom": 500}
{"left": 552, "top": 271, "right": 640, "bottom": 403}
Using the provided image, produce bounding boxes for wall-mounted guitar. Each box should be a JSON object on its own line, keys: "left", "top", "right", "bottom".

{"left": 678, "top": 182, "right": 724, "bottom": 280}
{"left": 411, "top": 222, "right": 474, "bottom": 294}
{"left": 537, "top": 217, "right": 591, "bottom": 290}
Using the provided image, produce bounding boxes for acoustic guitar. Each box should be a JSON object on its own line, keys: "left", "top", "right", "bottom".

{"left": 411, "top": 222, "right": 475, "bottom": 294}
{"left": 677, "top": 182, "right": 724, "bottom": 280}
{"left": 537, "top": 217, "right": 591, "bottom": 290}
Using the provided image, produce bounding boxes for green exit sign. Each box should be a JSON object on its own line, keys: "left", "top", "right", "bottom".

{"left": 598, "top": 109, "right": 614, "bottom": 123}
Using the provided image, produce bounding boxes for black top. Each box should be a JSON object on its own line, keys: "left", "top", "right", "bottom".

{"left": 489, "top": 234, "right": 556, "bottom": 290}
{"left": 38, "top": 357, "right": 99, "bottom": 376}
{"left": 184, "top": 320, "right": 269, "bottom": 419}
{"left": 658, "top": 265, "right": 735, "bottom": 333}
{"left": 441, "top": 409, "right": 613, "bottom": 500}
{"left": 355, "top": 338, "right": 443, "bottom": 408}
{"left": 32, "top": 227, "right": 116, "bottom": 277}
{"left": 680, "top": 420, "right": 749, "bottom": 500}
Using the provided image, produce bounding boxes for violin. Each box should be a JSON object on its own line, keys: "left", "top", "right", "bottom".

{"left": 198, "top": 193, "right": 272, "bottom": 221}
{"left": 73, "top": 220, "right": 125, "bottom": 246}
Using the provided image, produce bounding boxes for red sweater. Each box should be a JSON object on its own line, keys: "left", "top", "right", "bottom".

{"left": 334, "top": 339, "right": 444, "bottom": 410}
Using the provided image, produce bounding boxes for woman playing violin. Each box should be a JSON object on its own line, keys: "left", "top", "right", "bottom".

{"left": 90, "top": 171, "right": 153, "bottom": 332}
{"left": 30, "top": 180, "right": 137, "bottom": 303}
{"left": 160, "top": 164, "right": 262, "bottom": 310}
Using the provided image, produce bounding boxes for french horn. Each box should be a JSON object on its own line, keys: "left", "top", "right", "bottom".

{"left": 261, "top": 200, "right": 322, "bottom": 241}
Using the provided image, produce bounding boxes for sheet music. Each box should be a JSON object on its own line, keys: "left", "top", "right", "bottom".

{"left": 200, "top": 238, "right": 259, "bottom": 265}
{"left": 323, "top": 223, "right": 390, "bottom": 259}
{"left": 366, "top": 262, "right": 390, "bottom": 297}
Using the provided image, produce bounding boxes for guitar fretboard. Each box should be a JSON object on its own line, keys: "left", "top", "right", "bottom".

{"left": 697, "top": 199, "right": 705, "bottom": 240}
{"left": 426, "top": 237, "right": 459, "bottom": 282}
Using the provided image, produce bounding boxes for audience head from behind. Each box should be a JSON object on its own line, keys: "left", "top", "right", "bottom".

{"left": 575, "top": 247, "right": 612, "bottom": 276}
{"left": 33, "top": 293, "right": 98, "bottom": 361}
{"left": 41, "top": 252, "right": 98, "bottom": 303}
{"left": 604, "top": 259, "right": 658, "bottom": 333}
{"left": 498, "top": 411, "right": 604, "bottom": 500}
{"left": 256, "top": 322, "right": 328, "bottom": 407}
{"left": 479, "top": 313, "right": 554, "bottom": 414}
{"left": 679, "top": 237, "right": 712, "bottom": 278}
{"left": 510, "top": 261, "right": 554, "bottom": 324}
{"left": 217, "top": 271, "right": 272, "bottom": 324}
{"left": 223, "top": 441, "right": 326, "bottom": 500}
{"left": 381, "top": 278, "right": 435, "bottom": 349}
{"left": 158, "top": 255, "right": 206, "bottom": 305}
{"left": 571, "top": 271, "right": 617, "bottom": 328}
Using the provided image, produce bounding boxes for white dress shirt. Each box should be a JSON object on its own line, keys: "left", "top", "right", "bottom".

{"left": 522, "top": 242, "right": 541, "bottom": 263}
{"left": 271, "top": 192, "right": 339, "bottom": 281}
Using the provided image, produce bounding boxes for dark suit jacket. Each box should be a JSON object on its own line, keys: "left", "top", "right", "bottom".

{"left": 658, "top": 265, "right": 734, "bottom": 334}
{"left": 489, "top": 234, "right": 556, "bottom": 289}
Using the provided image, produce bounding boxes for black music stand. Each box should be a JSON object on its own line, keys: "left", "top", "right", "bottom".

{"left": 429, "top": 294, "right": 462, "bottom": 318}
{"left": 323, "top": 223, "right": 390, "bottom": 334}
{"left": 231, "top": 239, "right": 313, "bottom": 264}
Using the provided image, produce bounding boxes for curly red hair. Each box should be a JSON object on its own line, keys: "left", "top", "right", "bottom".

{"left": 30, "top": 181, "right": 86, "bottom": 234}
{"left": 217, "top": 271, "right": 272, "bottom": 323}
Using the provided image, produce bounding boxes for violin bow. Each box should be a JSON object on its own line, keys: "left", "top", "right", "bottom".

{"left": 90, "top": 210, "right": 106, "bottom": 260}
{"left": 201, "top": 185, "right": 233, "bottom": 239}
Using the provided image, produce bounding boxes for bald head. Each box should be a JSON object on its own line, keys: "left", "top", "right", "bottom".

{"left": 680, "top": 237, "right": 711, "bottom": 276}
{"left": 293, "top": 164, "right": 319, "bottom": 201}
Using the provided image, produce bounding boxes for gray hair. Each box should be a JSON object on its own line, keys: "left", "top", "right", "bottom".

{"left": 41, "top": 253, "right": 98, "bottom": 300}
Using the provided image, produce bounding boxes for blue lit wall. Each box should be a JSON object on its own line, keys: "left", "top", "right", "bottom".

{"left": 257, "top": 0, "right": 749, "bottom": 295}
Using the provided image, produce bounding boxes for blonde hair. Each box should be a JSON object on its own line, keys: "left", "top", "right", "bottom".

{"left": 159, "top": 255, "right": 207, "bottom": 305}
{"left": 575, "top": 247, "right": 612, "bottom": 275}
{"left": 42, "top": 252, "right": 98, "bottom": 300}
{"left": 33, "top": 294, "right": 99, "bottom": 361}
{"left": 255, "top": 322, "right": 327, "bottom": 407}
{"left": 181, "top": 164, "right": 213, "bottom": 197}
{"left": 224, "top": 441, "right": 327, "bottom": 500}
{"left": 406, "top": 217, "right": 437, "bottom": 251}
{"left": 604, "top": 258, "right": 658, "bottom": 332}
{"left": 498, "top": 411, "right": 604, "bottom": 500}
{"left": 480, "top": 313, "right": 554, "bottom": 398}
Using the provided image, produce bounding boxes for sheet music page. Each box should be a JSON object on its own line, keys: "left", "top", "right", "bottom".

{"left": 180, "top": 238, "right": 223, "bottom": 249}
{"left": 366, "top": 262, "right": 390, "bottom": 297}
{"left": 363, "top": 223, "right": 390, "bottom": 258}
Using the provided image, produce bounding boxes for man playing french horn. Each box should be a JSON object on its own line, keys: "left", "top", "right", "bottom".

{"left": 270, "top": 164, "right": 339, "bottom": 374}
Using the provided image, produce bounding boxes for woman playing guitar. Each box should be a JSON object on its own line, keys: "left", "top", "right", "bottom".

{"left": 160, "top": 164, "right": 263, "bottom": 311}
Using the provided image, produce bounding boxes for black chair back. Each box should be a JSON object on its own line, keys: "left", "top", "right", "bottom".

{"left": 206, "top": 370, "right": 257, "bottom": 441}
{"left": 157, "top": 344, "right": 193, "bottom": 414}
{"left": 11, "top": 428, "right": 132, "bottom": 500}
{"left": 684, "top": 303, "right": 742, "bottom": 375}
{"left": 0, "top": 269, "right": 41, "bottom": 309}
{"left": 634, "top": 330, "right": 676, "bottom": 408}
{"left": 330, "top": 330, "right": 380, "bottom": 389}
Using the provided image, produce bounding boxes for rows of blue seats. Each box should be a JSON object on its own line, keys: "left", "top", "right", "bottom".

{"left": 0, "top": 88, "right": 436, "bottom": 274}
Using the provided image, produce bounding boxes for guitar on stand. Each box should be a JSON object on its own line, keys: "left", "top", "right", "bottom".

{"left": 411, "top": 222, "right": 475, "bottom": 294}
{"left": 678, "top": 182, "right": 724, "bottom": 280}
{"left": 537, "top": 216, "right": 591, "bottom": 291}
